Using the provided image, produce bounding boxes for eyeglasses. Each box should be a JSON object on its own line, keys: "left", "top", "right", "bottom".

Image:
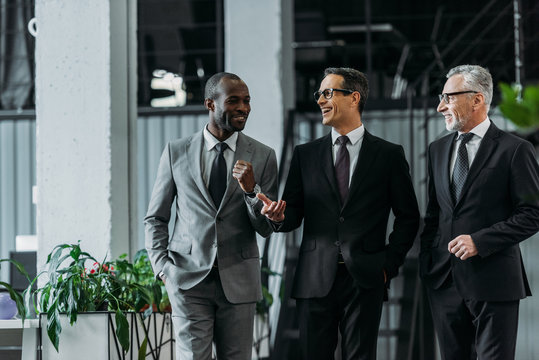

{"left": 314, "top": 88, "right": 355, "bottom": 101}
{"left": 438, "top": 91, "right": 478, "bottom": 104}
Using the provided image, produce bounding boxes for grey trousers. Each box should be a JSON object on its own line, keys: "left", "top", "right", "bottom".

{"left": 165, "top": 268, "right": 256, "bottom": 360}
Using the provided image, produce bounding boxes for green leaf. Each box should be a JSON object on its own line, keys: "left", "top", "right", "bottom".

{"left": 0, "top": 258, "right": 31, "bottom": 281}
{"left": 138, "top": 336, "right": 148, "bottom": 360}
{"left": 261, "top": 267, "right": 282, "bottom": 277}
{"left": 498, "top": 82, "right": 539, "bottom": 129}
{"left": 115, "top": 309, "right": 130, "bottom": 353}
{"left": 47, "top": 303, "right": 62, "bottom": 352}
{"left": 69, "top": 244, "right": 81, "bottom": 261}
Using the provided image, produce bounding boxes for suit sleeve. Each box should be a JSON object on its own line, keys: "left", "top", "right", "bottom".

{"left": 420, "top": 143, "right": 440, "bottom": 251}
{"left": 473, "top": 140, "right": 539, "bottom": 257}
{"left": 144, "top": 142, "right": 176, "bottom": 277}
{"left": 278, "top": 146, "right": 305, "bottom": 232}
{"left": 384, "top": 145, "right": 421, "bottom": 279}
{"left": 244, "top": 148, "right": 278, "bottom": 238}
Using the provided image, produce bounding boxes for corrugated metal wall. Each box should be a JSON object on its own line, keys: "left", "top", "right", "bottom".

{"left": 137, "top": 111, "right": 208, "bottom": 250}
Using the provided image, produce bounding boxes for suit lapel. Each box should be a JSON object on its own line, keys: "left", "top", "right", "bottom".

{"left": 186, "top": 131, "right": 215, "bottom": 208}
{"left": 455, "top": 122, "right": 499, "bottom": 207}
{"left": 320, "top": 134, "right": 341, "bottom": 204}
{"left": 346, "top": 131, "right": 378, "bottom": 206}
{"left": 438, "top": 132, "right": 457, "bottom": 206}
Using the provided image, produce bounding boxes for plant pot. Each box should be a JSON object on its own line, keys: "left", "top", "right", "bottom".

{"left": 40, "top": 312, "right": 174, "bottom": 360}
{"left": 0, "top": 291, "right": 18, "bottom": 320}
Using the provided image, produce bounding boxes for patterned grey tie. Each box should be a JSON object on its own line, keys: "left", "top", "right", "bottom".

{"left": 450, "top": 133, "right": 474, "bottom": 204}
{"left": 335, "top": 135, "right": 350, "bottom": 204}
{"left": 209, "top": 142, "right": 228, "bottom": 207}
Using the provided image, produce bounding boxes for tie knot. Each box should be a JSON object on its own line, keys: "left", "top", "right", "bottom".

{"left": 458, "top": 133, "right": 474, "bottom": 144}
{"left": 336, "top": 136, "right": 350, "bottom": 146}
{"left": 215, "top": 142, "right": 228, "bottom": 154}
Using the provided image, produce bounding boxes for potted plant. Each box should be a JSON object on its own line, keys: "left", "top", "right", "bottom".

{"left": 498, "top": 82, "right": 539, "bottom": 145}
{"left": 1, "top": 242, "right": 171, "bottom": 357}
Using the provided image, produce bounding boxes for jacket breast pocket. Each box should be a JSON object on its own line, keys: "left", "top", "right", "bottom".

{"left": 168, "top": 240, "right": 192, "bottom": 254}
{"left": 474, "top": 168, "right": 495, "bottom": 188}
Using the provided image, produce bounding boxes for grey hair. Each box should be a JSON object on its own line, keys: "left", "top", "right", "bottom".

{"left": 447, "top": 65, "right": 493, "bottom": 110}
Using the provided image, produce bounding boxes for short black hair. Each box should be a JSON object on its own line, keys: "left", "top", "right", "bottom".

{"left": 204, "top": 72, "right": 242, "bottom": 100}
{"left": 323, "top": 67, "right": 369, "bottom": 114}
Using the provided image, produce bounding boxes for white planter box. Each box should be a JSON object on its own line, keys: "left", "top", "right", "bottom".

{"left": 40, "top": 312, "right": 174, "bottom": 360}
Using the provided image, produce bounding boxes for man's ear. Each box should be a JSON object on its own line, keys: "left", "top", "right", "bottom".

{"left": 472, "top": 92, "right": 485, "bottom": 109}
{"left": 204, "top": 98, "right": 214, "bottom": 111}
{"left": 351, "top": 91, "right": 361, "bottom": 107}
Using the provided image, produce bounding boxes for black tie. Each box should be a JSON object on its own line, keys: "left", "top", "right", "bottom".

{"left": 450, "top": 133, "right": 474, "bottom": 204}
{"left": 335, "top": 136, "right": 350, "bottom": 204}
{"left": 209, "top": 142, "right": 228, "bottom": 207}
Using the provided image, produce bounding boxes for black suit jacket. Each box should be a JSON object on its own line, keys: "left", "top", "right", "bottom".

{"left": 279, "top": 130, "right": 420, "bottom": 299}
{"left": 420, "top": 121, "right": 539, "bottom": 301}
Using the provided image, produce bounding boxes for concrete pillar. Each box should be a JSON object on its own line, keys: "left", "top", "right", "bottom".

{"left": 34, "top": 0, "right": 137, "bottom": 272}
{"left": 224, "top": 0, "right": 294, "bottom": 163}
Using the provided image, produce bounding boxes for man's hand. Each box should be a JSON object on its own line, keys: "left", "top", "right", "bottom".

{"left": 257, "top": 193, "right": 286, "bottom": 222}
{"left": 159, "top": 272, "right": 167, "bottom": 285}
{"left": 232, "top": 160, "right": 256, "bottom": 193}
{"left": 448, "top": 235, "right": 478, "bottom": 260}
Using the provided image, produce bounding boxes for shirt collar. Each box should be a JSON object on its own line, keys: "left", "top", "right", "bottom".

{"left": 203, "top": 125, "right": 238, "bottom": 152}
{"left": 331, "top": 125, "right": 365, "bottom": 145}
{"left": 458, "top": 117, "right": 490, "bottom": 140}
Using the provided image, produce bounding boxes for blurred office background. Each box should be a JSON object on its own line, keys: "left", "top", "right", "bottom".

{"left": 0, "top": 0, "right": 538, "bottom": 359}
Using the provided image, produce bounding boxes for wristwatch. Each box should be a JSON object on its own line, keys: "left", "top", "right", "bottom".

{"left": 245, "top": 183, "right": 261, "bottom": 198}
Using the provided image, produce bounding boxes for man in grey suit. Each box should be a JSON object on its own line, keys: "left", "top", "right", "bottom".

{"left": 145, "top": 72, "right": 278, "bottom": 360}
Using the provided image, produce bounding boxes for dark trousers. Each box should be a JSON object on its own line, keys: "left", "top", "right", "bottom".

{"left": 426, "top": 280, "right": 520, "bottom": 360}
{"left": 296, "top": 264, "right": 385, "bottom": 360}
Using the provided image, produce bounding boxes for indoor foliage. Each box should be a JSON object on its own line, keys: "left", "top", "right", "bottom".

{"left": 0, "top": 242, "right": 169, "bottom": 354}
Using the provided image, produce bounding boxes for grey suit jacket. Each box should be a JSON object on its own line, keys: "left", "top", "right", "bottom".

{"left": 144, "top": 130, "right": 278, "bottom": 304}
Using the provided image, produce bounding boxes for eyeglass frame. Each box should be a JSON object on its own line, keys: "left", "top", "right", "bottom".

{"left": 438, "top": 90, "right": 478, "bottom": 104}
{"left": 313, "top": 88, "right": 356, "bottom": 101}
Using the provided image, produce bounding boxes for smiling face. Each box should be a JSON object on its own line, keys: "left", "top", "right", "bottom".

{"left": 207, "top": 77, "right": 250, "bottom": 138}
{"left": 317, "top": 74, "right": 359, "bottom": 133}
{"left": 437, "top": 74, "right": 476, "bottom": 132}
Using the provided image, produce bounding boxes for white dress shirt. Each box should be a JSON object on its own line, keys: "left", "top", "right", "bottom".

{"left": 202, "top": 125, "right": 238, "bottom": 187}
{"left": 449, "top": 117, "right": 491, "bottom": 179}
{"left": 331, "top": 125, "right": 365, "bottom": 186}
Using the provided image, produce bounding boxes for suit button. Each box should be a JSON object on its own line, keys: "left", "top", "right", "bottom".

{"left": 334, "top": 241, "right": 341, "bottom": 246}
{"left": 213, "top": 242, "right": 217, "bottom": 248}
{"left": 339, "top": 217, "right": 345, "bottom": 223}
